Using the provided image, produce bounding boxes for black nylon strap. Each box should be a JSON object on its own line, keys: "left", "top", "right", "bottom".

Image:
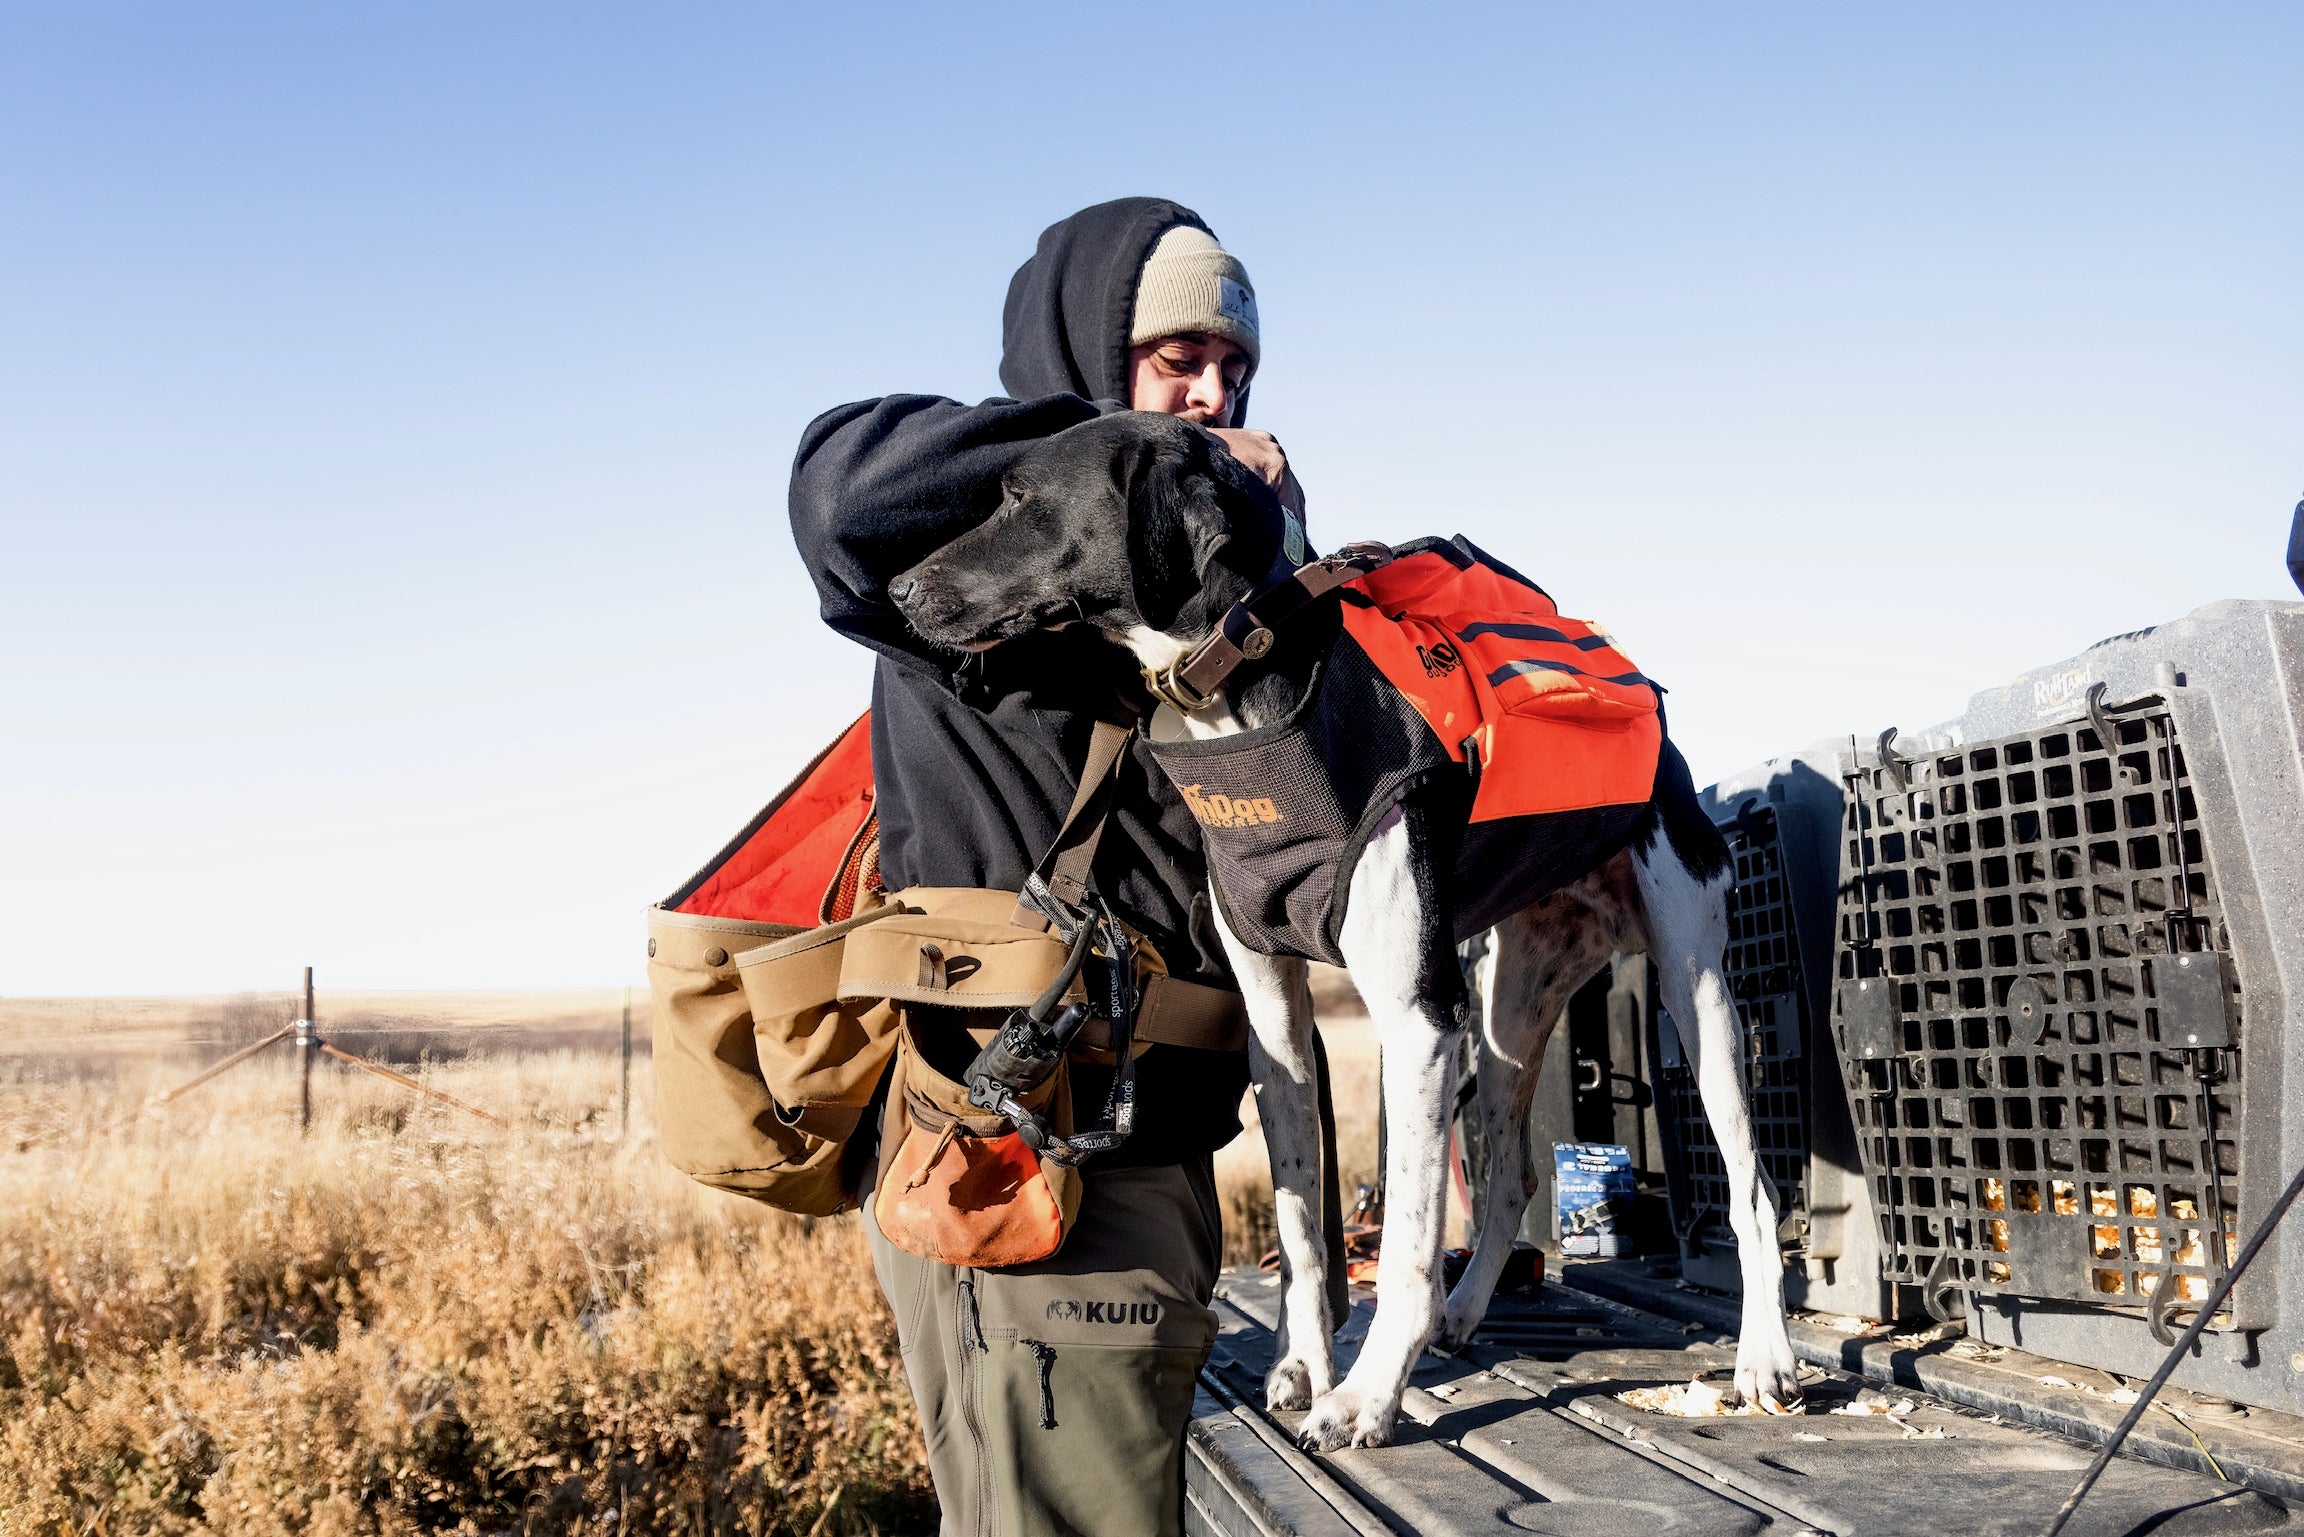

{"left": 1007, "top": 726, "right": 1146, "bottom": 1162}
{"left": 1037, "top": 904, "right": 1140, "bottom": 1165}
{"left": 1013, "top": 719, "right": 1136, "bottom": 936}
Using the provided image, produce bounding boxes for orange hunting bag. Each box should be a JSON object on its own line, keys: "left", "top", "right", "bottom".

{"left": 647, "top": 714, "right": 887, "bottom": 1215}
{"left": 875, "top": 1076, "right": 1080, "bottom": 1267}
{"left": 644, "top": 709, "right": 1083, "bottom": 1227}
{"left": 648, "top": 714, "right": 1246, "bottom": 1257}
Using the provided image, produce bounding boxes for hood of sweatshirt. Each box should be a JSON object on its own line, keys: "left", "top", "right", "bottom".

{"left": 999, "top": 196, "right": 1250, "bottom": 425}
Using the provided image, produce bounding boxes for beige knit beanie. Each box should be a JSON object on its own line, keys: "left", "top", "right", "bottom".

{"left": 1131, "top": 223, "right": 1260, "bottom": 367}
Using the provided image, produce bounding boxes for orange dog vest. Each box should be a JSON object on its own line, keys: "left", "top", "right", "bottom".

{"left": 1145, "top": 538, "right": 1664, "bottom": 964}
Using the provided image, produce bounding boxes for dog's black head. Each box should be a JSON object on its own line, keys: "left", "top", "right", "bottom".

{"left": 889, "top": 412, "right": 1286, "bottom": 653}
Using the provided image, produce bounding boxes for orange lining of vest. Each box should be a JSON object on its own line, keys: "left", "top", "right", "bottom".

{"left": 1338, "top": 551, "right": 1662, "bottom": 824}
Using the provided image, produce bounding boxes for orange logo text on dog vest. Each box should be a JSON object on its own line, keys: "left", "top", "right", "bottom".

{"left": 1180, "top": 783, "right": 1282, "bottom": 830}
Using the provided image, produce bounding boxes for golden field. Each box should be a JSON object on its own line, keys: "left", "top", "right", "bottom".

{"left": 1, "top": 1016, "right": 924, "bottom": 1537}
{"left": 0, "top": 986, "right": 1380, "bottom": 1536}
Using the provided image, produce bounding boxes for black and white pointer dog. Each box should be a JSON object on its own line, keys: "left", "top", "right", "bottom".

{"left": 890, "top": 412, "right": 1801, "bottom": 1449}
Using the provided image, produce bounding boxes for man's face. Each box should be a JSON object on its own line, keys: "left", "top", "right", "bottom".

{"left": 1128, "top": 332, "right": 1251, "bottom": 425}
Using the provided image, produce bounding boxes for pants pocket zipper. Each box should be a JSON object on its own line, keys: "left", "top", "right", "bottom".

{"left": 956, "top": 1270, "right": 992, "bottom": 1532}
{"left": 958, "top": 1272, "right": 987, "bottom": 1354}
{"left": 1023, "top": 1338, "right": 1058, "bottom": 1429}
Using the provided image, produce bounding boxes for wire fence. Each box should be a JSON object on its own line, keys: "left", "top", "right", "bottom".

{"left": 9, "top": 967, "right": 638, "bottom": 1151}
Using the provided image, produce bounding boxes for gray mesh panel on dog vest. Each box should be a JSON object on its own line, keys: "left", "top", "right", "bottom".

{"left": 1146, "top": 636, "right": 1447, "bottom": 966}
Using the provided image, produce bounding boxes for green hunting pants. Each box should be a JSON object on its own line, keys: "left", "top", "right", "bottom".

{"left": 865, "top": 1156, "right": 1223, "bottom": 1537}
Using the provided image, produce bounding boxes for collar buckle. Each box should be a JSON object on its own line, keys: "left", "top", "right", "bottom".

{"left": 1145, "top": 654, "right": 1223, "bottom": 715}
{"left": 1140, "top": 542, "right": 1392, "bottom": 716}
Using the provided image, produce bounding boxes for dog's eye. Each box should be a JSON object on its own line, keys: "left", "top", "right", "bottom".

{"left": 1000, "top": 473, "right": 1027, "bottom": 502}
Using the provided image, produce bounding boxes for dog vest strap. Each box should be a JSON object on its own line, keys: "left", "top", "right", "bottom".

{"left": 1150, "top": 541, "right": 1396, "bottom": 713}
{"left": 1012, "top": 718, "right": 1137, "bottom": 934}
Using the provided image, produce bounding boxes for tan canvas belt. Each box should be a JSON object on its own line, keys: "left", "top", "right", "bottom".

{"left": 821, "top": 887, "right": 1249, "bottom": 1056}
{"left": 1079, "top": 973, "right": 1247, "bottom": 1054}
{"left": 952, "top": 971, "right": 1247, "bottom": 1056}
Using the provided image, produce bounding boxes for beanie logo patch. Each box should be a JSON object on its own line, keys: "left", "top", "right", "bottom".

{"left": 1218, "top": 276, "right": 1259, "bottom": 334}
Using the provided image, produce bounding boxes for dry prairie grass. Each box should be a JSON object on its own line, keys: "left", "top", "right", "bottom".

{"left": 0, "top": 1048, "right": 930, "bottom": 1536}
{"left": 0, "top": 980, "right": 1387, "bottom": 1534}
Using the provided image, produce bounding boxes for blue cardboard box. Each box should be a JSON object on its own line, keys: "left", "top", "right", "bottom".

{"left": 1554, "top": 1142, "right": 1634, "bottom": 1258}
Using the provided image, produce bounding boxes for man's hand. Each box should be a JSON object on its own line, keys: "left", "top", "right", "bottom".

{"left": 1208, "top": 427, "right": 1306, "bottom": 517}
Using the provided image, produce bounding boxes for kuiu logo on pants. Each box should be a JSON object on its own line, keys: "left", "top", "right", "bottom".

{"left": 1046, "top": 1299, "right": 1162, "bottom": 1325}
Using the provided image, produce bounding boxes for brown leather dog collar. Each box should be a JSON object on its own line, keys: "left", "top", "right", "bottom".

{"left": 1144, "top": 541, "right": 1396, "bottom": 714}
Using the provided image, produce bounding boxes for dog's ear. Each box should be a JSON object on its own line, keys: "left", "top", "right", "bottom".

{"left": 1123, "top": 427, "right": 1235, "bottom": 633}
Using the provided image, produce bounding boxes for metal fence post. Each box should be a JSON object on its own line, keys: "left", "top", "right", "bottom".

{"left": 620, "top": 986, "right": 632, "bottom": 1138}
{"left": 297, "top": 965, "right": 316, "bottom": 1133}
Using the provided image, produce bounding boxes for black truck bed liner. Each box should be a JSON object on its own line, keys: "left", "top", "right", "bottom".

{"left": 1188, "top": 1263, "right": 2302, "bottom": 1536}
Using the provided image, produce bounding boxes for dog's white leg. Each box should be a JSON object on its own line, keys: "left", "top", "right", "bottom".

{"left": 1438, "top": 893, "right": 1626, "bottom": 1348}
{"left": 1300, "top": 807, "right": 1459, "bottom": 1450}
{"left": 1631, "top": 832, "right": 1803, "bottom": 1411}
{"left": 1207, "top": 888, "right": 1333, "bottom": 1411}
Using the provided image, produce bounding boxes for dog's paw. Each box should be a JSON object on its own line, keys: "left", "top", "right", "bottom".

{"left": 1734, "top": 1338, "right": 1805, "bottom": 1415}
{"left": 1297, "top": 1383, "right": 1397, "bottom": 1451}
{"left": 1435, "top": 1298, "right": 1482, "bottom": 1353}
{"left": 1265, "top": 1355, "right": 1319, "bottom": 1412}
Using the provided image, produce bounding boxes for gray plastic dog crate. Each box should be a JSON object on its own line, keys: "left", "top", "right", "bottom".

{"left": 1830, "top": 599, "right": 2304, "bottom": 1413}
{"left": 1642, "top": 745, "right": 1905, "bottom": 1321}
{"left": 1489, "top": 737, "right": 1905, "bottom": 1320}
{"left": 1655, "top": 803, "right": 1809, "bottom": 1252}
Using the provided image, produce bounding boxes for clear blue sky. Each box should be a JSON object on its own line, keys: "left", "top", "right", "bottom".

{"left": 4, "top": 4, "right": 2298, "bottom": 994}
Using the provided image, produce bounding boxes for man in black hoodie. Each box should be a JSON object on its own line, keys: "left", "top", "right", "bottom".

{"left": 790, "top": 199, "right": 1296, "bottom": 1534}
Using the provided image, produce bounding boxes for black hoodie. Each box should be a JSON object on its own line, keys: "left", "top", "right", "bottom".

{"left": 788, "top": 197, "right": 1251, "bottom": 1168}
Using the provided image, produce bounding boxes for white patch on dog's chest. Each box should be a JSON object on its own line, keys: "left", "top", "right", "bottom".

{"left": 1125, "top": 627, "right": 1245, "bottom": 741}
{"left": 1148, "top": 700, "right": 1244, "bottom": 741}
{"left": 1122, "top": 626, "right": 1192, "bottom": 673}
